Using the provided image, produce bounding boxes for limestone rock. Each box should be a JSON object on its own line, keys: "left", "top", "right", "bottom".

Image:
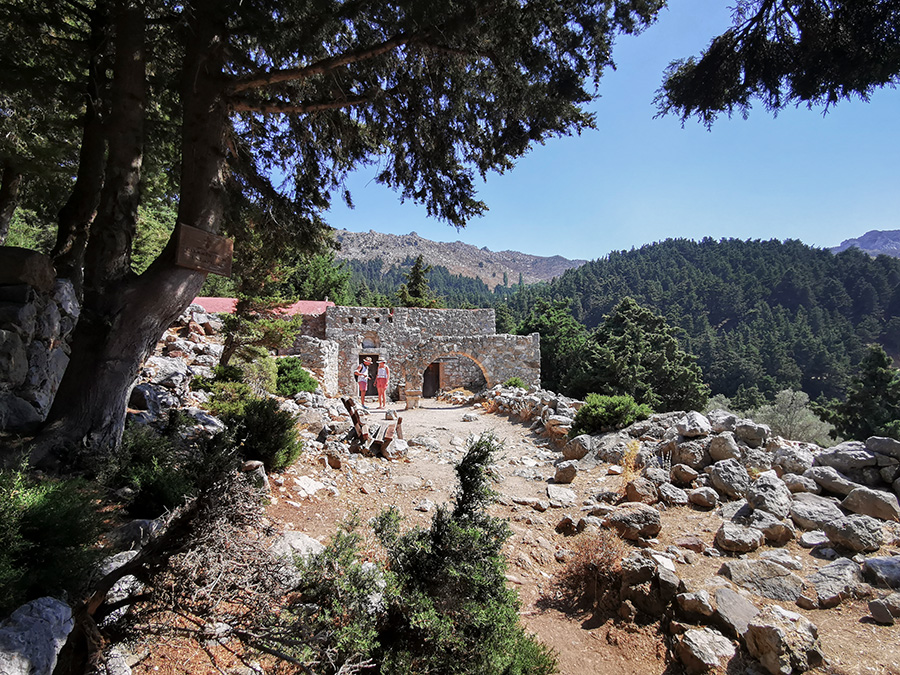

{"left": 671, "top": 463, "right": 699, "bottom": 486}
{"left": 815, "top": 441, "right": 877, "bottom": 472}
{"left": 781, "top": 473, "right": 820, "bottom": 494}
{"left": 869, "top": 598, "right": 896, "bottom": 625}
{"left": 0, "top": 392, "right": 40, "bottom": 428}
{"left": 715, "top": 522, "right": 765, "bottom": 553}
{"left": 744, "top": 509, "right": 795, "bottom": 546}
{"left": 710, "top": 458, "right": 751, "bottom": 500}
{"left": 0, "top": 597, "right": 73, "bottom": 675}
{"left": 745, "top": 605, "right": 824, "bottom": 675}
{"left": 735, "top": 420, "right": 769, "bottom": 448}
{"left": 562, "top": 434, "right": 591, "bottom": 460}
{"left": 790, "top": 493, "right": 845, "bottom": 530}
{"left": 553, "top": 460, "right": 578, "bottom": 484}
{"left": 546, "top": 484, "right": 576, "bottom": 506}
{"left": 707, "top": 409, "right": 738, "bottom": 433}
{"left": 659, "top": 482, "right": 690, "bottom": 507}
{"left": 823, "top": 514, "right": 884, "bottom": 553}
{"left": 672, "top": 439, "right": 711, "bottom": 470}
{"left": 709, "top": 432, "right": 741, "bottom": 462}
{"left": 801, "top": 465, "right": 858, "bottom": 496}
{"left": 772, "top": 445, "right": 815, "bottom": 476}
{"left": 861, "top": 556, "right": 900, "bottom": 589}
{"left": 719, "top": 559, "right": 805, "bottom": 602}
{"left": 677, "top": 590, "right": 715, "bottom": 617}
{"left": 605, "top": 503, "right": 661, "bottom": 540}
{"left": 747, "top": 470, "right": 793, "bottom": 518}
{"left": 867, "top": 436, "right": 900, "bottom": 461}
{"left": 0, "top": 329, "right": 28, "bottom": 388}
{"left": 677, "top": 627, "right": 735, "bottom": 674}
{"left": 676, "top": 411, "right": 713, "bottom": 438}
{"left": 624, "top": 476, "right": 659, "bottom": 504}
{"left": 714, "top": 586, "right": 759, "bottom": 638}
{"left": 0, "top": 247, "right": 56, "bottom": 291}
{"left": 841, "top": 486, "right": 900, "bottom": 522}
{"left": 759, "top": 549, "right": 803, "bottom": 571}
{"left": 688, "top": 487, "right": 719, "bottom": 509}
{"left": 798, "top": 531, "right": 829, "bottom": 548}
{"left": 807, "top": 558, "right": 862, "bottom": 608}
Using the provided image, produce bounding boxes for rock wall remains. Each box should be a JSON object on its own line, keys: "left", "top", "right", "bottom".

{"left": 290, "top": 336, "right": 339, "bottom": 397}
{"left": 0, "top": 248, "right": 80, "bottom": 430}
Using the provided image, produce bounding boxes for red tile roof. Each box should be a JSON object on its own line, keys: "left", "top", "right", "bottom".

{"left": 192, "top": 297, "right": 335, "bottom": 316}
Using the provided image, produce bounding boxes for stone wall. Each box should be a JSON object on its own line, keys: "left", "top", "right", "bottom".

{"left": 439, "top": 355, "right": 487, "bottom": 391}
{"left": 297, "top": 311, "right": 327, "bottom": 338}
{"left": 323, "top": 305, "right": 500, "bottom": 398}
{"left": 288, "top": 336, "right": 339, "bottom": 396}
{"left": 0, "top": 248, "right": 80, "bottom": 430}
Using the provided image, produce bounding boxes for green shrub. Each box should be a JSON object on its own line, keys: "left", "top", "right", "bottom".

{"left": 503, "top": 376, "right": 526, "bottom": 389}
{"left": 111, "top": 417, "right": 207, "bottom": 518}
{"left": 276, "top": 357, "right": 319, "bottom": 397}
{"left": 240, "top": 353, "right": 278, "bottom": 396}
{"left": 203, "top": 381, "right": 255, "bottom": 417}
{"left": 0, "top": 468, "right": 102, "bottom": 615}
{"left": 570, "top": 393, "right": 652, "bottom": 436}
{"left": 192, "top": 364, "right": 243, "bottom": 392}
{"left": 224, "top": 397, "right": 302, "bottom": 472}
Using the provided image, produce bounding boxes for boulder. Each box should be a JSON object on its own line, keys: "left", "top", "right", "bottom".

{"left": 861, "top": 556, "right": 900, "bottom": 590}
{"left": 709, "top": 458, "right": 751, "bottom": 500}
{"left": 715, "top": 522, "right": 765, "bottom": 553}
{"left": 823, "top": 514, "right": 883, "bottom": 553}
{"left": 803, "top": 466, "right": 859, "bottom": 495}
{"left": 605, "top": 503, "right": 661, "bottom": 540}
{"left": 773, "top": 445, "right": 815, "bottom": 476}
{"left": 0, "top": 247, "right": 56, "bottom": 291}
{"left": 677, "top": 627, "right": 735, "bottom": 674}
{"left": 0, "top": 392, "right": 41, "bottom": 428}
{"left": 807, "top": 558, "right": 862, "bottom": 608}
{"left": 271, "top": 531, "right": 325, "bottom": 561}
{"left": 688, "top": 487, "right": 719, "bottom": 509}
{"left": 759, "top": 549, "right": 803, "bottom": 571}
{"left": 144, "top": 355, "right": 192, "bottom": 391}
{"left": 671, "top": 463, "right": 699, "bottom": 486}
{"left": 546, "top": 484, "right": 576, "bottom": 506}
{"left": 747, "top": 470, "right": 793, "bottom": 518}
{"left": 781, "top": 473, "right": 820, "bottom": 494}
{"left": 867, "top": 436, "right": 900, "bottom": 461}
{"left": 841, "top": 486, "right": 900, "bottom": 522}
{"left": 719, "top": 559, "right": 806, "bottom": 602}
{"left": 659, "top": 482, "right": 689, "bottom": 507}
{"left": 676, "top": 590, "right": 715, "bottom": 617}
{"left": 672, "top": 440, "right": 711, "bottom": 470}
{"left": 562, "top": 434, "right": 591, "bottom": 460}
{"left": 744, "top": 509, "right": 795, "bottom": 546}
{"left": 0, "top": 597, "right": 73, "bottom": 675}
{"left": 708, "top": 432, "right": 741, "bottom": 462}
{"left": 745, "top": 605, "right": 825, "bottom": 675}
{"left": 642, "top": 466, "right": 670, "bottom": 485}
{"left": 869, "top": 598, "right": 896, "bottom": 625}
{"left": 624, "top": 477, "right": 658, "bottom": 504}
{"left": 714, "top": 586, "right": 759, "bottom": 638}
{"left": 707, "top": 409, "right": 738, "bottom": 433}
{"left": 734, "top": 420, "right": 769, "bottom": 448}
{"left": 789, "top": 493, "right": 845, "bottom": 530}
{"left": 815, "top": 441, "right": 877, "bottom": 472}
{"left": 798, "top": 530, "right": 829, "bottom": 548}
{"left": 676, "top": 411, "right": 713, "bottom": 438}
{"left": 553, "top": 460, "right": 578, "bottom": 484}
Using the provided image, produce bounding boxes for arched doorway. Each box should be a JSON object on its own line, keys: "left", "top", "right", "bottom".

{"left": 421, "top": 355, "right": 488, "bottom": 398}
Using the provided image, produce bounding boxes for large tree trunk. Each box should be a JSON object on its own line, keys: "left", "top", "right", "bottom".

{"left": 34, "top": 4, "right": 229, "bottom": 465}
{"left": 0, "top": 161, "right": 22, "bottom": 244}
{"left": 51, "top": 3, "right": 108, "bottom": 296}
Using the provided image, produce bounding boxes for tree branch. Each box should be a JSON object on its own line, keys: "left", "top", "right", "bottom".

{"left": 228, "top": 31, "right": 420, "bottom": 94}
{"left": 228, "top": 95, "right": 372, "bottom": 115}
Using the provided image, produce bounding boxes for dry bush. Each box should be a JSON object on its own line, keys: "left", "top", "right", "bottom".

{"left": 553, "top": 530, "right": 628, "bottom": 612}
{"left": 620, "top": 439, "right": 641, "bottom": 487}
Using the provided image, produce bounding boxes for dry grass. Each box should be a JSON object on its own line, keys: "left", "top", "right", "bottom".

{"left": 620, "top": 439, "right": 641, "bottom": 488}
{"left": 551, "top": 530, "right": 629, "bottom": 613}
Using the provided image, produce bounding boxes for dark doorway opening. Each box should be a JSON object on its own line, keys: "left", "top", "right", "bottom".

{"left": 359, "top": 355, "right": 378, "bottom": 396}
{"left": 422, "top": 362, "right": 441, "bottom": 398}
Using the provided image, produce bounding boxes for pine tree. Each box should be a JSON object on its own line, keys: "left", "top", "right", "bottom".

{"left": 397, "top": 255, "right": 443, "bottom": 308}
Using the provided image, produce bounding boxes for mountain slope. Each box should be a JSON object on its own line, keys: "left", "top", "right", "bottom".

{"left": 334, "top": 229, "right": 586, "bottom": 289}
{"left": 830, "top": 229, "right": 900, "bottom": 257}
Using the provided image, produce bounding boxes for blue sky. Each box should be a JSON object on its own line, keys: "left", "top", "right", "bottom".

{"left": 326, "top": 0, "right": 900, "bottom": 262}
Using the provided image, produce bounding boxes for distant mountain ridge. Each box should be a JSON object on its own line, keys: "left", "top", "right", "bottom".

{"left": 830, "top": 230, "right": 900, "bottom": 258}
{"left": 334, "top": 229, "right": 587, "bottom": 289}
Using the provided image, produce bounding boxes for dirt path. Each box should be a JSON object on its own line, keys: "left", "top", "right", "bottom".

{"left": 266, "top": 399, "right": 900, "bottom": 675}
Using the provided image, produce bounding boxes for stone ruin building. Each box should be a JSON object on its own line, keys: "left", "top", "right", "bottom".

{"left": 275, "top": 303, "right": 541, "bottom": 406}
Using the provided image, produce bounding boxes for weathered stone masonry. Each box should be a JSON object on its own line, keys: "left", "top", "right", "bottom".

{"left": 290, "top": 305, "right": 540, "bottom": 401}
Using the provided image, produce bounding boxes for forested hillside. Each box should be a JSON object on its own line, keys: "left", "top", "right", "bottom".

{"left": 348, "top": 238, "right": 900, "bottom": 405}
{"left": 535, "top": 238, "right": 900, "bottom": 402}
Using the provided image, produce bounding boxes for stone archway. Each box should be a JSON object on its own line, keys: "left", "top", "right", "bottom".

{"left": 420, "top": 352, "right": 489, "bottom": 398}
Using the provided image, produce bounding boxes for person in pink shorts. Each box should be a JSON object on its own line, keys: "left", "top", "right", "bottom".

{"left": 354, "top": 357, "right": 372, "bottom": 407}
